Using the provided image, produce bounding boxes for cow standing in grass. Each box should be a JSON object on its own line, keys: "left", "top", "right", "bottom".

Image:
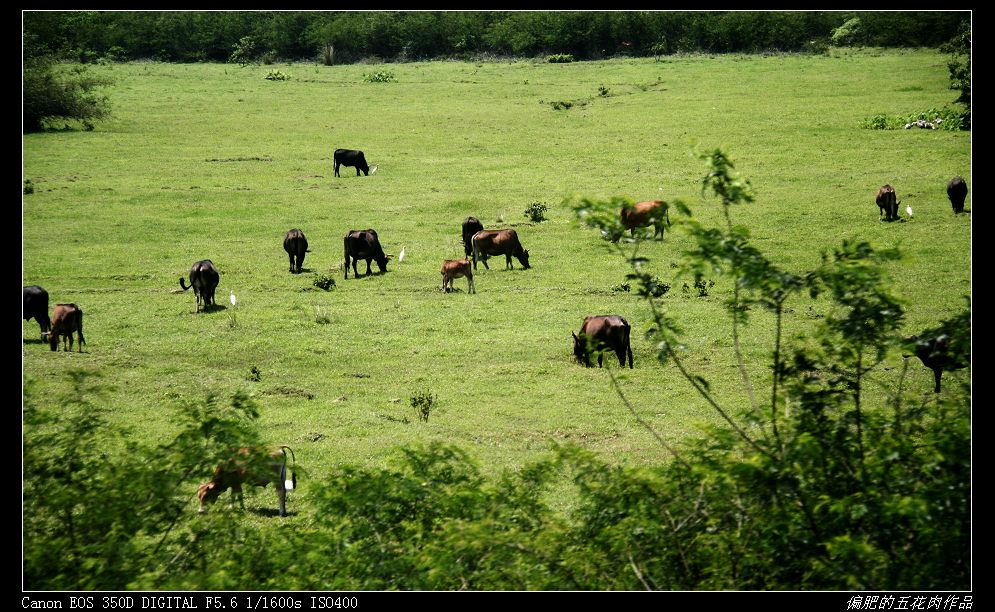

{"left": 180, "top": 259, "right": 220, "bottom": 312}
{"left": 617, "top": 200, "right": 670, "bottom": 242}
{"left": 23, "top": 285, "right": 51, "bottom": 341}
{"left": 48, "top": 303, "right": 85, "bottom": 352}
{"left": 876, "top": 185, "right": 900, "bottom": 222}
{"left": 947, "top": 177, "right": 968, "bottom": 213}
{"left": 198, "top": 446, "right": 297, "bottom": 517}
{"left": 573, "top": 315, "right": 632, "bottom": 369}
{"left": 333, "top": 149, "right": 370, "bottom": 177}
{"left": 344, "top": 229, "right": 390, "bottom": 279}
{"left": 462, "top": 216, "right": 484, "bottom": 258}
{"left": 283, "top": 229, "right": 308, "bottom": 273}
{"left": 471, "top": 229, "right": 530, "bottom": 271}
{"left": 441, "top": 259, "right": 475, "bottom": 294}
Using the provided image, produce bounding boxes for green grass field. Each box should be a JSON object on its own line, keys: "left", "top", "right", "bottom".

{"left": 23, "top": 49, "right": 970, "bottom": 518}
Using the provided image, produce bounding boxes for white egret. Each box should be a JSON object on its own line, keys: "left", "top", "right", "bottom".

{"left": 230, "top": 291, "right": 237, "bottom": 308}
{"left": 906, "top": 204, "right": 913, "bottom": 219}
{"left": 398, "top": 246, "right": 406, "bottom": 263}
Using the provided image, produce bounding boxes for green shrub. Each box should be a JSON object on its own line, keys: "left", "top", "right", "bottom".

{"left": 547, "top": 53, "right": 575, "bottom": 63}
{"left": 23, "top": 57, "right": 112, "bottom": 133}
{"left": 24, "top": 179, "right": 35, "bottom": 195}
{"left": 363, "top": 69, "right": 396, "bottom": 83}
{"left": 313, "top": 274, "right": 336, "bottom": 291}
{"left": 410, "top": 390, "right": 436, "bottom": 422}
{"left": 264, "top": 69, "right": 290, "bottom": 81}
{"left": 229, "top": 36, "right": 258, "bottom": 67}
{"left": 523, "top": 201, "right": 548, "bottom": 223}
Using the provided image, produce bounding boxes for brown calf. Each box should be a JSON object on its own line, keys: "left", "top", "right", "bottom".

{"left": 441, "top": 259, "right": 475, "bottom": 294}
{"left": 47, "top": 303, "right": 85, "bottom": 352}
{"left": 197, "top": 446, "right": 297, "bottom": 517}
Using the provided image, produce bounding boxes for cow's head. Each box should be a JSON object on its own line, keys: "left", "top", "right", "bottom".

{"left": 572, "top": 332, "right": 590, "bottom": 366}
{"left": 47, "top": 332, "right": 59, "bottom": 351}
{"left": 377, "top": 254, "right": 391, "bottom": 274}
{"left": 197, "top": 481, "right": 221, "bottom": 509}
{"left": 516, "top": 249, "right": 531, "bottom": 269}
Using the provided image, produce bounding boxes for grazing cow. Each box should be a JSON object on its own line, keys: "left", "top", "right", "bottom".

{"left": 471, "top": 229, "right": 530, "bottom": 271}
{"left": 947, "top": 176, "right": 968, "bottom": 213}
{"left": 907, "top": 333, "right": 969, "bottom": 393}
{"left": 23, "top": 285, "right": 51, "bottom": 341}
{"left": 47, "top": 303, "right": 85, "bottom": 352}
{"left": 179, "top": 259, "right": 220, "bottom": 312}
{"left": 876, "top": 185, "right": 900, "bottom": 222}
{"left": 333, "top": 148, "right": 370, "bottom": 177}
{"left": 462, "top": 216, "right": 484, "bottom": 258}
{"left": 441, "top": 259, "right": 475, "bottom": 294}
{"left": 198, "top": 446, "right": 297, "bottom": 517}
{"left": 344, "top": 229, "right": 389, "bottom": 279}
{"left": 572, "top": 315, "right": 633, "bottom": 369}
{"left": 283, "top": 228, "right": 308, "bottom": 273}
{"left": 617, "top": 200, "right": 671, "bottom": 242}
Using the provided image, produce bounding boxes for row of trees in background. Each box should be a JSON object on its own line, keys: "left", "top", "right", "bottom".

{"left": 24, "top": 150, "right": 970, "bottom": 590}
{"left": 24, "top": 11, "right": 968, "bottom": 64}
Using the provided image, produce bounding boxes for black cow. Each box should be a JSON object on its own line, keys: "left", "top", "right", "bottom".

{"left": 462, "top": 216, "right": 484, "bottom": 258}
{"left": 344, "top": 229, "right": 389, "bottom": 279}
{"left": 283, "top": 229, "right": 308, "bottom": 274}
{"left": 23, "top": 285, "right": 50, "bottom": 341}
{"left": 48, "top": 303, "right": 85, "bottom": 352}
{"left": 334, "top": 149, "right": 370, "bottom": 177}
{"left": 947, "top": 177, "right": 968, "bottom": 214}
{"left": 876, "top": 185, "right": 900, "bottom": 222}
{"left": 179, "top": 259, "right": 220, "bottom": 312}
{"left": 573, "top": 315, "right": 633, "bottom": 368}
{"left": 198, "top": 446, "right": 297, "bottom": 517}
{"left": 907, "top": 333, "right": 970, "bottom": 393}
{"left": 471, "top": 229, "right": 530, "bottom": 271}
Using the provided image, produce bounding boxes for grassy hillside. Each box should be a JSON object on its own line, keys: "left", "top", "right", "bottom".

{"left": 23, "top": 49, "right": 970, "bottom": 517}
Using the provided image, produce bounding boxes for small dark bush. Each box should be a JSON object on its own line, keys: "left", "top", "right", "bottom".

{"left": 313, "top": 274, "right": 336, "bottom": 291}
{"left": 410, "top": 390, "right": 436, "bottom": 422}
{"left": 524, "top": 201, "right": 548, "bottom": 223}
{"left": 24, "top": 180, "right": 35, "bottom": 195}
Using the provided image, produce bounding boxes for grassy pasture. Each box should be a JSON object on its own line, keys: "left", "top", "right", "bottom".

{"left": 23, "top": 49, "right": 970, "bottom": 519}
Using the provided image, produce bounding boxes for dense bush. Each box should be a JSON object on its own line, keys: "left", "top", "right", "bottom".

{"left": 23, "top": 55, "right": 111, "bottom": 132}
{"left": 363, "top": 69, "right": 396, "bottom": 83}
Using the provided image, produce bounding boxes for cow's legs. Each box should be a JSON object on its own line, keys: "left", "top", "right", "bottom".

{"left": 933, "top": 368, "right": 943, "bottom": 393}
{"left": 597, "top": 353, "right": 604, "bottom": 368}
{"left": 365, "top": 260, "right": 372, "bottom": 276}
{"left": 506, "top": 254, "right": 513, "bottom": 270}
{"left": 467, "top": 276, "right": 475, "bottom": 294}
{"left": 289, "top": 254, "right": 295, "bottom": 273}
{"left": 277, "top": 487, "right": 287, "bottom": 517}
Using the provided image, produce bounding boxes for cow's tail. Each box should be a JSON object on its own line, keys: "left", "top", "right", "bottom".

{"left": 75, "top": 307, "right": 86, "bottom": 350}
{"left": 471, "top": 233, "right": 479, "bottom": 269}
{"left": 625, "top": 323, "right": 633, "bottom": 369}
{"left": 664, "top": 205, "right": 672, "bottom": 227}
{"left": 180, "top": 277, "right": 192, "bottom": 291}
{"left": 278, "top": 445, "right": 297, "bottom": 490}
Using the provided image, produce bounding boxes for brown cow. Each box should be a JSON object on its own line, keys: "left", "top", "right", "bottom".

{"left": 947, "top": 177, "right": 968, "bottom": 214}
{"left": 441, "top": 259, "right": 475, "bottom": 294}
{"left": 617, "top": 200, "right": 670, "bottom": 242}
{"left": 283, "top": 229, "right": 309, "bottom": 274}
{"left": 876, "top": 185, "right": 900, "bottom": 222}
{"left": 47, "top": 303, "right": 85, "bottom": 352}
{"left": 573, "top": 315, "right": 632, "bottom": 369}
{"left": 197, "top": 446, "right": 297, "bottom": 517}
{"left": 471, "top": 229, "right": 530, "bottom": 271}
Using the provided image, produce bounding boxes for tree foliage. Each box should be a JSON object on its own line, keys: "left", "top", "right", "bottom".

{"left": 22, "top": 54, "right": 112, "bottom": 132}
{"left": 22, "top": 11, "right": 969, "bottom": 64}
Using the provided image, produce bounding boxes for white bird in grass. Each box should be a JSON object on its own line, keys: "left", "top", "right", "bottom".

{"left": 906, "top": 204, "right": 913, "bottom": 219}
{"left": 230, "top": 291, "right": 237, "bottom": 308}
{"left": 398, "top": 246, "right": 406, "bottom": 263}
